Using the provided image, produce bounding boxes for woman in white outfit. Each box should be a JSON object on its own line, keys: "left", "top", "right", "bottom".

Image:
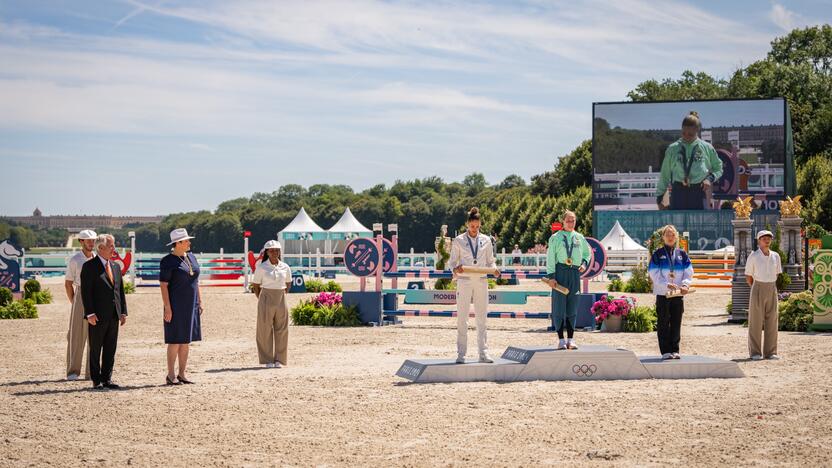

{"left": 448, "top": 207, "right": 499, "bottom": 364}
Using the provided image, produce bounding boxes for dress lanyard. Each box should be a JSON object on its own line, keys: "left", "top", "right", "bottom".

{"left": 466, "top": 235, "right": 479, "bottom": 264}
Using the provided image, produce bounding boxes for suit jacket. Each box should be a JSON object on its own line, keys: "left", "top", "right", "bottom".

{"left": 81, "top": 257, "right": 128, "bottom": 321}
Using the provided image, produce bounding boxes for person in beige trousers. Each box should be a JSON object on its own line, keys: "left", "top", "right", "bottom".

{"left": 251, "top": 240, "right": 292, "bottom": 368}
{"left": 745, "top": 230, "right": 782, "bottom": 361}
{"left": 63, "top": 229, "right": 97, "bottom": 381}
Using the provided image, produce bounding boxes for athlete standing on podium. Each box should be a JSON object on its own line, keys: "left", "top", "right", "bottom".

{"left": 545, "top": 210, "right": 591, "bottom": 350}
{"left": 449, "top": 207, "right": 499, "bottom": 364}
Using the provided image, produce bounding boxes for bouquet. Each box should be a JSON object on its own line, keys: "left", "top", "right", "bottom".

{"left": 590, "top": 295, "right": 635, "bottom": 324}
{"left": 312, "top": 291, "right": 342, "bottom": 308}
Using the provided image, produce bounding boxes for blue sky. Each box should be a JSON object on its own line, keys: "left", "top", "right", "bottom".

{"left": 596, "top": 99, "right": 786, "bottom": 130}
{"left": 0, "top": 0, "right": 829, "bottom": 216}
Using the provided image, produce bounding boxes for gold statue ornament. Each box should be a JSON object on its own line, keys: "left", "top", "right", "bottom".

{"left": 732, "top": 196, "right": 754, "bottom": 220}
{"left": 779, "top": 195, "right": 803, "bottom": 218}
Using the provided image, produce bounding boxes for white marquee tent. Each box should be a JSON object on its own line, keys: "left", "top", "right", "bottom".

{"left": 600, "top": 221, "right": 648, "bottom": 252}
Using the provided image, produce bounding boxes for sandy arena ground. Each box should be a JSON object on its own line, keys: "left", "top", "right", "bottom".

{"left": 1, "top": 278, "right": 831, "bottom": 467}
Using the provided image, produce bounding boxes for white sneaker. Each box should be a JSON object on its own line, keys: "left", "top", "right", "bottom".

{"left": 767, "top": 354, "right": 780, "bottom": 360}
{"left": 274, "top": 362, "right": 282, "bottom": 368}
{"left": 567, "top": 339, "right": 579, "bottom": 350}
{"left": 557, "top": 339, "right": 567, "bottom": 350}
{"left": 672, "top": 353, "right": 681, "bottom": 359}
{"left": 67, "top": 374, "right": 79, "bottom": 381}
{"left": 661, "top": 353, "right": 672, "bottom": 360}
{"left": 265, "top": 363, "right": 275, "bottom": 368}
{"left": 479, "top": 354, "right": 493, "bottom": 363}
{"left": 751, "top": 355, "right": 764, "bottom": 361}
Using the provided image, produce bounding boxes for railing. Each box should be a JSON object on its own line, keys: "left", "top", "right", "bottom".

{"left": 16, "top": 247, "right": 735, "bottom": 284}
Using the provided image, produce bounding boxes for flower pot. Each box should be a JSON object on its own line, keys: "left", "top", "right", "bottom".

{"left": 601, "top": 314, "right": 623, "bottom": 333}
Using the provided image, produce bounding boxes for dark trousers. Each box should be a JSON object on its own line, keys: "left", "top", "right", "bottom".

{"left": 88, "top": 318, "right": 119, "bottom": 385}
{"left": 656, "top": 296, "right": 684, "bottom": 354}
{"left": 670, "top": 182, "right": 705, "bottom": 210}
{"left": 551, "top": 265, "right": 580, "bottom": 338}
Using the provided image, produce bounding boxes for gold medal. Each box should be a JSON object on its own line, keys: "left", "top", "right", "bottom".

{"left": 565, "top": 258, "right": 573, "bottom": 266}
{"left": 669, "top": 272, "right": 675, "bottom": 280}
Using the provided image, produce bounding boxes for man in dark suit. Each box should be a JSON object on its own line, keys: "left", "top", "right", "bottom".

{"left": 81, "top": 234, "right": 128, "bottom": 390}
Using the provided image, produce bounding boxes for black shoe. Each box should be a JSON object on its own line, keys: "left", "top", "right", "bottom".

{"left": 103, "top": 381, "right": 120, "bottom": 389}
{"left": 92, "top": 382, "right": 104, "bottom": 390}
{"left": 177, "top": 375, "right": 195, "bottom": 384}
{"left": 166, "top": 376, "right": 182, "bottom": 386}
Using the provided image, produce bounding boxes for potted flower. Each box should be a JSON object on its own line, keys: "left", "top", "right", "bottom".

{"left": 591, "top": 295, "right": 635, "bottom": 332}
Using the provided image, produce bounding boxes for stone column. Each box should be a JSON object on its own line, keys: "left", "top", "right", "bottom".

{"left": 777, "top": 215, "right": 803, "bottom": 278}
{"left": 730, "top": 218, "right": 753, "bottom": 323}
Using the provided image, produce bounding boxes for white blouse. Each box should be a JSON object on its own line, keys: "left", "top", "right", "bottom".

{"left": 252, "top": 260, "right": 292, "bottom": 290}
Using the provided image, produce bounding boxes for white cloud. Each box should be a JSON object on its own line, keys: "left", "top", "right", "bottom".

{"left": 769, "top": 3, "right": 799, "bottom": 31}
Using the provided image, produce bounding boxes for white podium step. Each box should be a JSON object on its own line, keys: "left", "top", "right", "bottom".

{"left": 640, "top": 355, "right": 745, "bottom": 379}
{"left": 396, "top": 345, "right": 744, "bottom": 383}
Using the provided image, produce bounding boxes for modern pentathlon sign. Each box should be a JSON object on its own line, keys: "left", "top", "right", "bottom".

{"left": 344, "top": 238, "right": 397, "bottom": 277}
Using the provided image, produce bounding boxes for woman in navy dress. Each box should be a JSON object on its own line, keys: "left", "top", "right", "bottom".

{"left": 160, "top": 228, "right": 203, "bottom": 385}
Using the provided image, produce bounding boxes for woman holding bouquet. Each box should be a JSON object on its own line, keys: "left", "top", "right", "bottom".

{"left": 647, "top": 225, "right": 694, "bottom": 360}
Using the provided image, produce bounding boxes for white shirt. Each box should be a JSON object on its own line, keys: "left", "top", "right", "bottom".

{"left": 448, "top": 232, "right": 497, "bottom": 275}
{"left": 65, "top": 251, "right": 95, "bottom": 287}
{"left": 745, "top": 249, "right": 782, "bottom": 283}
{"left": 252, "top": 260, "right": 292, "bottom": 289}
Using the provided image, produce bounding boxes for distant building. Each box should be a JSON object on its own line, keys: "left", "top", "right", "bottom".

{"left": 3, "top": 208, "right": 163, "bottom": 231}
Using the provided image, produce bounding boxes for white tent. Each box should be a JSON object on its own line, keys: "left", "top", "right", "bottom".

{"left": 278, "top": 207, "right": 327, "bottom": 257}
{"left": 600, "top": 221, "right": 648, "bottom": 252}
{"left": 327, "top": 208, "right": 372, "bottom": 255}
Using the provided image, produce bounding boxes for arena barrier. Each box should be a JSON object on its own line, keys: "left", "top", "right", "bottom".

{"left": 691, "top": 259, "right": 735, "bottom": 289}
{"left": 135, "top": 254, "right": 246, "bottom": 288}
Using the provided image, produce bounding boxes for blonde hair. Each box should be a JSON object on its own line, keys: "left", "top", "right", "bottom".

{"left": 660, "top": 224, "right": 679, "bottom": 247}
{"left": 682, "top": 111, "right": 701, "bottom": 129}
{"left": 561, "top": 210, "right": 577, "bottom": 221}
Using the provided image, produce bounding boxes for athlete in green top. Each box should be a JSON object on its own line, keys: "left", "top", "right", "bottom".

{"left": 655, "top": 111, "right": 723, "bottom": 210}
{"left": 544, "top": 210, "right": 591, "bottom": 350}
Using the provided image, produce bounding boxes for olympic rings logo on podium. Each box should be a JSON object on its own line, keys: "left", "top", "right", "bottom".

{"left": 571, "top": 364, "right": 597, "bottom": 377}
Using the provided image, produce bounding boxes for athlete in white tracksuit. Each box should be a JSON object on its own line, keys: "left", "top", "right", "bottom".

{"left": 448, "top": 207, "right": 498, "bottom": 363}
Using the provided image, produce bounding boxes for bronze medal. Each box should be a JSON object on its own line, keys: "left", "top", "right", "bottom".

{"left": 565, "top": 258, "right": 573, "bottom": 266}
{"left": 683, "top": 177, "right": 689, "bottom": 187}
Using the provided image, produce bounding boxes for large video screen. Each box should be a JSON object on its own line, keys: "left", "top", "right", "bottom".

{"left": 592, "top": 98, "right": 786, "bottom": 211}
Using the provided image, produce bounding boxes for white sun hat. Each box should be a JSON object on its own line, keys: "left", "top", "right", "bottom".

{"left": 167, "top": 228, "right": 196, "bottom": 245}
{"left": 756, "top": 230, "right": 774, "bottom": 240}
{"left": 78, "top": 230, "right": 97, "bottom": 240}
{"left": 263, "top": 240, "right": 282, "bottom": 250}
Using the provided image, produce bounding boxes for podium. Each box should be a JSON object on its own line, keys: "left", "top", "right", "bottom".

{"left": 396, "top": 345, "right": 744, "bottom": 383}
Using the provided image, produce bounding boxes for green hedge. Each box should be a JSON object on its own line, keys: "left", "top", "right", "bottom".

{"left": 608, "top": 265, "right": 652, "bottom": 294}
{"left": 290, "top": 301, "right": 360, "bottom": 326}
{"left": 779, "top": 291, "right": 814, "bottom": 332}
{"left": 0, "top": 287, "right": 12, "bottom": 307}
{"left": 22, "top": 279, "right": 52, "bottom": 304}
{"left": 0, "top": 299, "right": 38, "bottom": 319}
{"left": 623, "top": 305, "right": 657, "bottom": 332}
{"left": 304, "top": 279, "right": 343, "bottom": 293}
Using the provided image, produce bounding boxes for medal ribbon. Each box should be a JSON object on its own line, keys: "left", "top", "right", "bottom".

{"left": 466, "top": 235, "right": 479, "bottom": 263}
{"left": 562, "top": 233, "right": 575, "bottom": 264}
{"left": 679, "top": 143, "right": 698, "bottom": 184}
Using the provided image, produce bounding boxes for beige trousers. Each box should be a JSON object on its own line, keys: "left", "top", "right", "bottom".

{"left": 256, "top": 288, "right": 288, "bottom": 365}
{"left": 748, "top": 281, "right": 779, "bottom": 358}
{"left": 66, "top": 289, "right": 90, "bottom": 378}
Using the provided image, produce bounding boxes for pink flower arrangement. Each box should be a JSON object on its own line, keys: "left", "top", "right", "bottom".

{"left": 312, "top": 291, "right": 342, "bottom": 308}
{"left": 590, "top": 295, "right": 635, "bottom": 323}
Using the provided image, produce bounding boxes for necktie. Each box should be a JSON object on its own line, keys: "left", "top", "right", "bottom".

{"left": 105, "top": 261, "right": 114, "bottom": 284}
